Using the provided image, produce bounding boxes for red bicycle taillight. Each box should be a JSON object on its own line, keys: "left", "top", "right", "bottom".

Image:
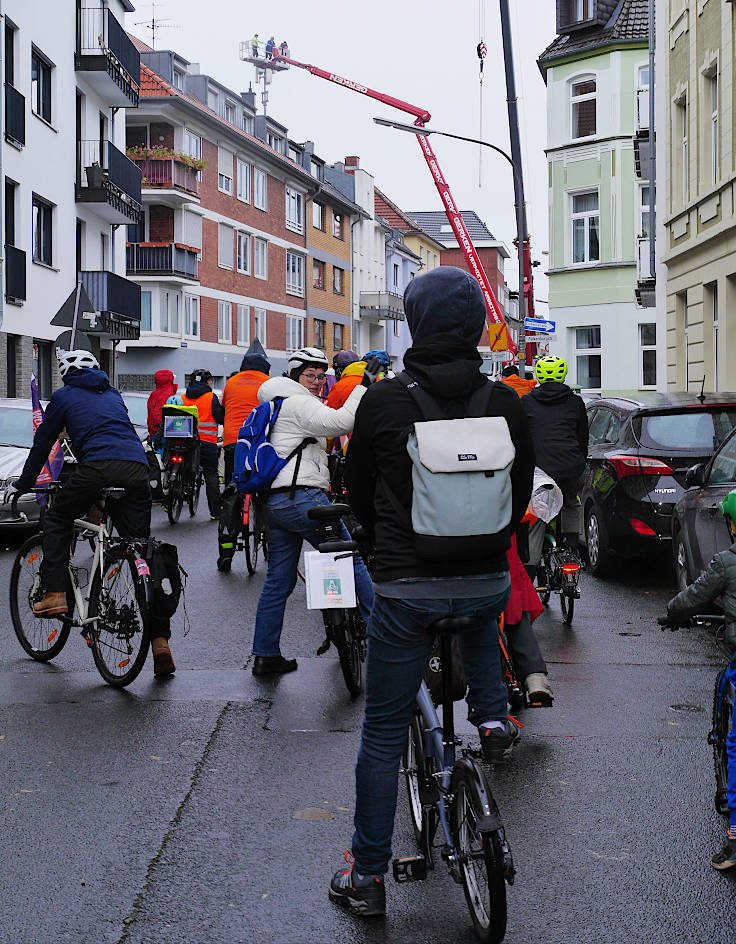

{"left": 170, "top": 455, "right": 184, "bottom": 464}
{"left": 561, "top": 563, "right": 579, "bottom": 574}
{"left": 630, "top": 517, "right": 657, "bottom": 536}
{"left": 608, "top": 455, "right": 673, "bottom": 478}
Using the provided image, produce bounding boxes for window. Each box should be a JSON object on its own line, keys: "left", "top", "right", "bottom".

{"left": 286, "top": 251, "right": 305, "bottom": 296}
{"left": 141, "top": 290, "right": 152, "bottom": 332}
{"left": 184, "top": 129, "right": 201, "bottom": 161}
{"left": 392, "top": 263, "right": 399, "bottom": 289}
{"left": 254, "top": 308, "right": 267, "bottom": 345}
{"left": 254, "top": 238, "right": 268, "bottom": 279}
{"left": 161, "top": 290, "right": 180, "bottom": 334}
{"left": 243, "top": 113, "right": 254, "bottom": 134}
{"left": 575, "top": 324, "right": 601, "bottom": 389}
{"left": 173, "top": 69, "right": 184, "bottom": 90}
{"left": 419, "top": 246, "right": 424, "bottom": 266}
{"left": 207, "top": 88, "right": 218, "bottom": 112}
{"left": 638, "top": 64, "right": 649, "bottom": 88}
{"left": 640, "top": 323, "right": 656, "bottom": 389}
{"left": 286, "top": 315, "right": 304, "bottom": 351}
{"left": 333, "top": 323, "right": 344, "bottom": 350}
{"left": 570, "top": 0, "right": 591, "bottom": 22}
{"left": 313, "top": 259, "right": 325, "bottom": 290}
{"left": 237, "top": 232, "right": 250, "bottom": 274}
{"left": 310, "top": 160, "right": 322, "bottom": 180}
{"left": 710, "top": 434, "right": 736, "bottom": 486}
{"left": 218, "top": 147, "right": 233, "bottom": 194}
{"left": 313, "top": 202, "right": 325, "bottom": 231}
{"left": 570, "top": 77, "right": 596, "bottom": 139}
{"left": 267, "top": 132, "right": 283, "bottom": 154}
{"left": 285, "top": 187, "right": 304, "bottom": 234}
{"left": 237, "top": 159, "right": 251, "bottom": 202}
{"left": 571, "top": 191, "right": 599, "bottom": 264}
{"left": 639, "top": 184, "right": 651, "bottom": 237}
{"left": 237, "top": 304, "right": 249, "bottom": 346}
{"left": 710, "top": 72, "right": 718, "bottom": 186}
{"left": 678, "top": 98, "right": 688, "bottom": 203}
{"left": 587, "top": 409, "right": 618, "bottom": 446}
{"left": 184, "top": 295, "right": 199, "bottom": 338}
{"left": 709, "top": 282, "right": 719, "bottom": 391}
{"left": 333, "top": 266, "right": 344, "bottom": 295}
{"left": 224, "top": 101, "right": 236, "bottom": 124}
{"left": 394, "top": 318, "right": 401, "bottom": 338}
{"left": 332, "top": 212, "right": 344, "bottom": 239}
{"left": 218, "top": 223, "right": 233, "bottom": 269}
{"left": 31, "top": 48, "right": 52, "bottom": 123}
{"left": 218, "top": 300, "right": 232, "bottom": 343}
{"left": 254, "top": 168, "right": 267, "bottom": 210}
{"left": 434, "top": 254, "right": 438, "bottom": 268}
{"left": 32, "top": 195, "right": 52, "bottom": 265}
{"left": 313, "top": 318, "right": 326, "bottom": 349}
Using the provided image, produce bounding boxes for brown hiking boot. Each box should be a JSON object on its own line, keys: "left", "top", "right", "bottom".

{"left": 152, "top": 637, "right": 176, "bottom": 677}
{"left": 32, "top": 592, "right": 68, "bottom": 618}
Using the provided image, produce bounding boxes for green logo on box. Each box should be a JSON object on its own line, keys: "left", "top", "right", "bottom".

{"left": 323, "top": 578, "right": 341, "bottom": 596}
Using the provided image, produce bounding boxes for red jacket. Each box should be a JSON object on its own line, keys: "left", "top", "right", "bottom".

{"left": 503, "top": 534, "right": 543, "bottom": 626}
{"left": 147, "top": 369, "right": 177, "bottom": 436}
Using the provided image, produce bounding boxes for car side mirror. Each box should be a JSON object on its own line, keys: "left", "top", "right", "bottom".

{"left": 685, "top": 463, "right": 706, "bottom": 487}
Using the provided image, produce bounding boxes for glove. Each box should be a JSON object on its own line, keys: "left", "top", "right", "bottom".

{"left": 361, "top": 356, "right": 385, "bottom": 388}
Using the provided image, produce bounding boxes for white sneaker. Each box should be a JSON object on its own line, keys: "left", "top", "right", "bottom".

{"left": 525, "top": 673, "right": 553, "bottom": 707}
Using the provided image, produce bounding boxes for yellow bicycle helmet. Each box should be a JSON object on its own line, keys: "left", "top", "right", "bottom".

{"left": 535, "top": 355, "right": 568, "bottom": 384}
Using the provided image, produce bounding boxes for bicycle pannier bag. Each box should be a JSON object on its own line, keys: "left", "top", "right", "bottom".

{"left": 395, "top": 373, "right": 516, "bottom": 561}
{"left": 217, "top": 483, "right": 241, "bottom": 566}
{"left": 232, "top": 398, "right": 315, "bottom": 496}
{"left": 148, "top": 540, "right": 184, "bottom": 619}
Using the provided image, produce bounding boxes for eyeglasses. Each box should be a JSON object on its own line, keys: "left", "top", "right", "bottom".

{"left": 302, "top": 371, "right": 325, "bottom": 382}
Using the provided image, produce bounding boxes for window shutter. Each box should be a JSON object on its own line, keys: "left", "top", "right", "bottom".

{"left": 218, "top": 146, "right": 233, "bottom": 177}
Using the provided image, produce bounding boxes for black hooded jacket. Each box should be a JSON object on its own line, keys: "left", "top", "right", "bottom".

{"left": 344, "top": 267, "right": 535, "bottom": 583}
{"left": 522, "top": 381, "right": 588, "bottom": 481}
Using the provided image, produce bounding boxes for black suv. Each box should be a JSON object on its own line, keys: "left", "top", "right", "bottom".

{"left": 582, "top": 393, "right": 736, "bottom": 575}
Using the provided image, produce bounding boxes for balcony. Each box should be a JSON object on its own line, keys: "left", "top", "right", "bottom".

{"left": 75, "top": 5, "right": 140, "bottom": 107}
{"left": 127, "top": 243, "right": 199, "bottom": 282}
{"left": 4, "top": 84, "right": 25, "bottom": 148}
{"left": 129, "top": 153, "right": 200, "bottom": 205}
{"left": 79, "top": 270, "right": 142, "bottom": 340}
{"left": 5, "top": 245, "right": 26, "bottom": 303}
{"left": 635, "top": 237, "right": 655, "bottom": 308}
{"left": 76, "top": 140, "right": 142, "bottom": 224}
{"left": 359, "top": 291, "right": 405, "bottom": 321}
{"left": 636, "top": 87, "right": 650, "bottom": 132}
{"left": 634, "top": 86, "right": 651, "bottom": 180}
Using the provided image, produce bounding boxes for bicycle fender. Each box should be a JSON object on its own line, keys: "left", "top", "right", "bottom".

{"left": 451, "top": 757, "right": 503, "bottom": 832}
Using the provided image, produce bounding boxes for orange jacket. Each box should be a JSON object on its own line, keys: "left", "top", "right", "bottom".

{"left": 182, "top": 391, "right": 218, "bottom": 444}
{"left": 502, "top": 374, "right": 537, "bottom": 397}
{"left": 327, "top": 362, "right": 365, "bottom": 410}
{"left": 222, "top": 370, "right": 269, "bottom": 446}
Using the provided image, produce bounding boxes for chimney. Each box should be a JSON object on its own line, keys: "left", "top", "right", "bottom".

{"left": 345, "top": 155, "right": 360, "bottom": 169}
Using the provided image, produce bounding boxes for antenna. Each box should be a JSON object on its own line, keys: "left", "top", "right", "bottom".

{"left": 134, "top": 0, "right": 180, "bottom": 49}
{"left": 239, "top": 35, "right": 289, "bottom": 118}
{"left": 698, "top": 376, "right": 706, "bottom": 404}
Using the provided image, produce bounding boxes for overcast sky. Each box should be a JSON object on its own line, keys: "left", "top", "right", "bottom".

{"left": 127, "top": 0, "right": 555, "bottom": 309}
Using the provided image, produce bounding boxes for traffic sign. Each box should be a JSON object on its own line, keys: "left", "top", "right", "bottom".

{"left": 487, "top": 322, "right": 508, "bottom": 351}
{"left": 524, "top": 334, "right": 557, "bottom": 343}
{"left": 524, "top": 317, "right": 556, "bottom": 333}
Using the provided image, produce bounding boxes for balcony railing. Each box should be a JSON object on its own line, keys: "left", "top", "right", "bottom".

{"left": 5, "top": 245, "right": 26, "bottom": 302}
{"left": 77, "top": 140, "right": 142, "bottom": 222}
{"left": 80, "top": 270, "right": 141, "bottom": 339}
{"left": 127, "top": 243, "right": 199, "bottom": 280}
{"left": 359, "top": 290, "right": 405, "bottom": 321}
{"left": 4, "top": 84, "right": 25, "bottom": 147}
{"left": 636, "top": 86, "right": 650, "bottom": 132}
{"left": 636, "top": 236, "right": 653, "bottom": 281}
{"left": 76, "top": 6, "right": 140, "bottom": 105}
{"left": 132, "top": 157, "right": 200, "bottom": 196}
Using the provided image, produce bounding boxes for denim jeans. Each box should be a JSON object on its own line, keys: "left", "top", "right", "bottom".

{"left": 351, "top": 588, "right": 510, "bottom": 876}
{"left": 252, "top": 487, "right": 375, "bottom": 657}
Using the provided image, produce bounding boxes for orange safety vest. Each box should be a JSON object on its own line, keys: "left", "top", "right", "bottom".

{"left": 182, "top": 391, "right": 218, "bottom": 444}
{"left": 222, "top": 370, "right": 268, "bottom": 446}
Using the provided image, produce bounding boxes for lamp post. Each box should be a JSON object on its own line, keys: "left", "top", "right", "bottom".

{"left": 374, "top": 117, "right": 528, "bottom": 362}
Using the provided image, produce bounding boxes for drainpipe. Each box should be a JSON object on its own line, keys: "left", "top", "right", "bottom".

{"left": 648, "top": 0, "right": 656, "bottom": 284}
{"left": 350, "top": 216, "right": 361, "bottom": 352}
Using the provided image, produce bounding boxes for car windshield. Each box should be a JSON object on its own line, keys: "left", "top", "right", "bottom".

{"left": 0, "top": 407, "right": 35, "bottom": 448}
{"left": 123, "top": 395, "right": 149, "bottom": 428}
{"left": 635, "top": 409, "right": 736, "bottom": 452}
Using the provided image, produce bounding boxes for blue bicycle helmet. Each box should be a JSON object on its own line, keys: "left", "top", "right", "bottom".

{"left": 363, "top": 349, "right": 390, "bottom": 369}
{"left": 166, "top": 395, "right": 184, "bottom": 406}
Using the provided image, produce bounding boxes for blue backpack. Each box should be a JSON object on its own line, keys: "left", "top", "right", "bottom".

{"left": 232, "top": 398, "right": 315, "bottom": 495}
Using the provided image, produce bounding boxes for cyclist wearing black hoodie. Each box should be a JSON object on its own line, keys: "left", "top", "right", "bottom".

{"left": 328, "top": 266, "right": 534, "bottom": 917}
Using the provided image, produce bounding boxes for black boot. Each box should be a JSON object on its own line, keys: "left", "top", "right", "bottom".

{"left": 252, "top": 655, "right": 298, "bottom": 676}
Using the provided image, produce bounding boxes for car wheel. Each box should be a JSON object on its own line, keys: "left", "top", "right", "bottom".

{"left": 585, "top": 504, "right": 613, "bottom": 577}
{"left": 673, "top": 529, "right": 690, "bottom": 593}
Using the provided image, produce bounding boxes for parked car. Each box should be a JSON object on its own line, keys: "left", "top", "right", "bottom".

{"left": 0, "top": 398, "right": 45, "bottom": 528}
{"left": 671, "top": 426, "right": 736, "bottom": 590}
{"left": 121, "top": 391, "right": 150, "bottom": 441}
{"left": 581, "top": 393, "right": 736, "bottom": 576}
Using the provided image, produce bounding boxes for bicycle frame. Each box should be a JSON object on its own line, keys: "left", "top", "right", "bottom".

{"left": 68, "top": 516, "right": 112, "bottom": 629}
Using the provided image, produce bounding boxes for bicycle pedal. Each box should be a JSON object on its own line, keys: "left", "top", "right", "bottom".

{"left": 392, "top": 855, "right": 427, "bottom": 883}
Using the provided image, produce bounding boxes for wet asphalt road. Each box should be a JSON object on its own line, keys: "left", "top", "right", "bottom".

{"left": 1, "top": 507, "right": 735, "bottom": 944}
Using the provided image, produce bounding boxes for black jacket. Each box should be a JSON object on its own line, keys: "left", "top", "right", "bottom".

{"left": 522, "top": 381, "right": 588, "bottom": 482}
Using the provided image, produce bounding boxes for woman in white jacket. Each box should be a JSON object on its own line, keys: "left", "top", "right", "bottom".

{"left": 251, "top": 347, "right": 375, "bottom": 676}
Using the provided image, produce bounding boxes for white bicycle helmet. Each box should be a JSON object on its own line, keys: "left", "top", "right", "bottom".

{"left": 58, "top": 349, "right": 99, "bottom": 379}
{"left": 287, "top": 346, "right": 328, "bottom": 378}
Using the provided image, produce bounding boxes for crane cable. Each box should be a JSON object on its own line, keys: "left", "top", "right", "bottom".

{"left": 477, "top": 0, "right": 487, "bottom": 187}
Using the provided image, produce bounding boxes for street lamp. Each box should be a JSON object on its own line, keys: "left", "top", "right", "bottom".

{"left": 373, "top": 116, "right": 528, "bottom": 362}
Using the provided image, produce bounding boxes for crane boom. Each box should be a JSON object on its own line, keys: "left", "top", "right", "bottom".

{"left": 276, "top": 53, "right": 515, "bottom": 354}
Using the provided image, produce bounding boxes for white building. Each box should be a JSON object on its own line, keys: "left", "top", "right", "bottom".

{"left": 0, "top": 0, "right": 142, "bottom": 399}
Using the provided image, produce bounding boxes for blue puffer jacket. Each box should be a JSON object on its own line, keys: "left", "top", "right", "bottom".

{"left": 17, "top": 368, "right": 146, "bottom": 490}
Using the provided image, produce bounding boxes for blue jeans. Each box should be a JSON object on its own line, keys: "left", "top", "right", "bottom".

{"left": 252, "top": 487, "right": 374, "bottom": 657}
{"left": 351, "top": 588, "right": 510, "bottom": 876}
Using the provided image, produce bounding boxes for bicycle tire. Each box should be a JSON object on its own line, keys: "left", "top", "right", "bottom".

{"left": 188, "top": 470, "right": 202, "bottom": 517}
{"left": 87, "top": 548, "right": 150, "bottom": 687}
{"left": 403, "top": 711, "right": 439, "bottom": 857}
{"left": 243, "top": 524, "right": 259, "bottom": 575}
{"left": 712, "top": 670, "right": 732, "bottom": 817}
{"left": 451, "top": 766, "right": 507, "bottom": 944}
{"left": 9, "top": 535, "right": 73, "bottom": 662}
{"left": 329, "top": 610, "right": 363, "bottom": 697}
{"left": 536, "top": 558, "right": 551, "bottom": 607}
{"left": 167, "top": 471, "right": 184, "bottom": 525}
{"left": 560, "top": 591, "right": 575, "bottom": 625}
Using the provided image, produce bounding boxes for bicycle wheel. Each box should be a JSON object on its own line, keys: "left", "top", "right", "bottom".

{"left": 560, "top": 591, "right": 574, "bottom": 625}
{"left": 536, "top": 555, "right": 551, "bottom": 607}
{"left": 329, "top": 610, "right": 363, "bottom": 697}
{"left": 451, "top": 766, "right": 507, "bottom": 944}
{"left": 188, "top": 469, "right": 202, "bottom": 517}
{"left": 403, "top": 711, "right": 439, "bottom": 856}
{"left": 9, "top": 535, "right": 73, "bottom": 661}
{"left": 243, "top": 523, "right": 259, "bottom": 575}
{"left": 87, "top": 548, "right": 150, "bottom": 687}
{"left": 711, "top": 670, "right": 733, "bottom": 816}
{"left": 167, "top": 471, "right": 184, "bottom": 525}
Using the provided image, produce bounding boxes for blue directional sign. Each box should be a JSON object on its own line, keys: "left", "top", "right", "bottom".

{"left": 525, "top": 317, "right": 556, "bottom": 333}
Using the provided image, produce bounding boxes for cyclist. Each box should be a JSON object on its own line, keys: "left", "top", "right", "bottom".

{"left": 146, "top": 368, "right": 177, "bottom": 438}
{"left": 182, "top": 368, "right": 224, "bottom": 520}
{"left": 661, "top": 489, "right": 736, "bottom": 870}
{"left": 328, "top": 266, "right": 534, "bottom": 916}
{"left": 327, "top": 352, "right": 389, "bottom": 412}
{"left": 222, "top": 351, "right": 271, "bottom": 485}
{"left": 501, "top": 363, "right": 536, "bottom": 397}
{"left": 522, "top": 355, "right": 588, "bottom": 553}
{"left": 251, "top": 346, "right": 376, "bottom": 677}
{"left": 333, "top": 349, "right": 360, "bottom": 381}
{"left": 3, "top": 350, "right": 175, "bottom": 676}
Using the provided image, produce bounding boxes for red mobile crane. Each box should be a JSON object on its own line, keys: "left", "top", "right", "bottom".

{"left": 274, "top": 52, "right": 518, "bottom": 356}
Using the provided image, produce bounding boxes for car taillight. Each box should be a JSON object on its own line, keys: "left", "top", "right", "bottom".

{"left": 608, "top": 455, "right": 673, "bottom": 478}
{"left": 630, "top": 517, "right": 657, "bottom": 536}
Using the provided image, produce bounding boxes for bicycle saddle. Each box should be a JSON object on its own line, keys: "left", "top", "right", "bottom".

{"left": 307, "top": 503, "right": 350, "bottom": 521}
{"left": 427, "top": 616, "right": 477, "bottom": 636}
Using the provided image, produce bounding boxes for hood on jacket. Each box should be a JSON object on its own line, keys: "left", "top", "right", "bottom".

{"left": 64, "top": 367, "right": 111, "bottom": 392}
{"left": 340, "top": 361, "right": 366, "bottom": 379}
{"left": 240, "top": 352, "right": 271, "bottom": 374}
{"left": 154, "top": 369, "right": 176, "bottom": 390}
{"left": 258, "top": 376, "right": 312, "bottom": 404}
{"left": 528, "top": 380, "right": 575, "bottom": 405}
{"left": 404, "top": 266, "right": 486, "bottom": 348}
{"left": 185, "top": 379, "right": 214, "bottom": 400}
